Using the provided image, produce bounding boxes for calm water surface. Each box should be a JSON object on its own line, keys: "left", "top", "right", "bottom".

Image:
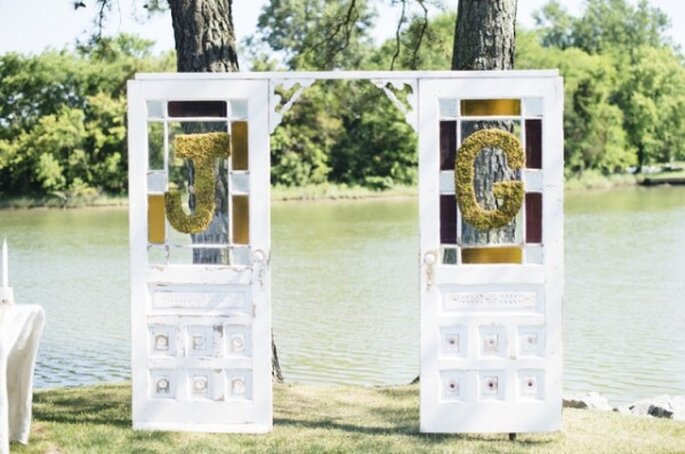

{"left": 0, "top": 186, "right": 683, "bottom": 404}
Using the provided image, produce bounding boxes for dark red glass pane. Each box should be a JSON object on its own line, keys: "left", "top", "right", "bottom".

{"left": 440, "top": 121, "right": 457, "bottom": 171}
{"left": 525, "top": 119, "right": 542, "bottom": 169}
{"left": 168, "top": 101, "right": 227, "bottom": 118}
{"left": 525, "top": 192, "right": 542, "bottom": 243}
{"left": 440, "top": 194, "right": 457, "bottom": 244}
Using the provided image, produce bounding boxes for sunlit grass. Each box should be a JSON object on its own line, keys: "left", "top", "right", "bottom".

{"left": 271, "top": 183, "right": 417, "bottom": 201}
{"left": 13, "top": 383, "right": 685, "bottom": 453}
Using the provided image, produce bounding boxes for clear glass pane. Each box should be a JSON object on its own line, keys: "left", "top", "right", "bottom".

{"left": 167, "top": 121, "right": 230, "bottom": 250}
{"left": 167, "top": 246, "right": 230, "bottom": 265}
{"left": 441, "top": 247, "right": 458, "bottom": 265}
{"left": 148, "top": 122, "right": 165, "bottom": 170}
{"left": 458, "top": 121, "right": 523, "bottom": 246}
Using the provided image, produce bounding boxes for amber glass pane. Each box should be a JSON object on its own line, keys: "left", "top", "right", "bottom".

{"left": 440, "top": 121, "right": 457, "bottom": 171}
{"left": 232, "top": 121, "right": 249, "bottom": 171}
{"left": 462, "top": 246, "right": 522, "bottom": 264}
{"left": 232, "top": 195, "right": 250, "bottom": 244}
{"left": 148, "top": 194, "right": 165, "bottom": 244}
{"left": 525, "top": 119, "right": 542, "bottom": 169}
{"left": 526, "top": 193, "right": 543, "bottom": 244}
{"left": 168, "top": 101, "right": 227, "bottom": 118}
{"left": 440, "top": 194, "right": 457, "bottom": 245}
{"left": 461, "top": 99, "right": 521, "bottom": 116}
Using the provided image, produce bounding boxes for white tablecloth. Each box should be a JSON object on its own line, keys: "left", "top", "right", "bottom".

{"left": 0, "top": 305, "right": 45, "bottom": 454}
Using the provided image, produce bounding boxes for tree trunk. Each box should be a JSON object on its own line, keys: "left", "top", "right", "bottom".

{"left": 168, "top": 0, "right": 239, "bottom": 73}
{"left": 167, "top": 0, "right": 284, "bottom": 383}
{"left": 452, "top": 0, "right": 518, "bottom": 246}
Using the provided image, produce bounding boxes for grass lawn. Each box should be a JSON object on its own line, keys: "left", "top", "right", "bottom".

{"left": 12, "top": 383, "right": 685, "bottom": 453}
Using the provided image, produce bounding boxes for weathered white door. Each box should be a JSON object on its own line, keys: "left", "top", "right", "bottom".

{"left": 128, "top": 77, "right": 271, "bottom": 432}
{"left": 418, "top": 72, "right": 564, "bottom": 433}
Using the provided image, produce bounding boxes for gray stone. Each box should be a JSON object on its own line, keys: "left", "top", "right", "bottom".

{"left": 563, "top": 392, "right": 612, "bottom": 411}
{"left": 617, "top": 395, "right": 685, "bottom": 420}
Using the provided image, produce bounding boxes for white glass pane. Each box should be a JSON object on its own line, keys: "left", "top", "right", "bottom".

{"left": 147, "top": 100, "right": 165, "bottom": 119}
{"left": 524, "top": 98, "right": 543, "bottom": 117}
{"left": 230, "top": 100, "right": 248, "bottom": 120}
{"left": 230, "top": 172, "right": 249, "bottom": 194}
{"left": 439, "top": 99, "right": 458, "bottom": 118}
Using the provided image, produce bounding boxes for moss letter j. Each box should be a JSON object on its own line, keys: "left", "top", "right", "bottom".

{"left": 165, "top": 132, "right": 232, "bottom": 234}
{"left": 454, "top": 129, "right": 524, "bottom": 231}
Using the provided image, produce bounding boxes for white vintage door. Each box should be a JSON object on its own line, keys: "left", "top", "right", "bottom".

{"left": 419, "top": 72, "right": 564, "bottom": 433}
{"left": 128, "top": 77, "right": 272, "bottom": 432}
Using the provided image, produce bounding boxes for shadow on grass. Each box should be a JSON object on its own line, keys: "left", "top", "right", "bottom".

{"left": 33, "top": 384, "right": 131, "bottom": 428}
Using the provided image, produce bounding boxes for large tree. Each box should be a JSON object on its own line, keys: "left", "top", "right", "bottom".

{"left": 452, "top": 0, "right": 518, "bottom": 245}
{"left": 168, "top": 0, "right": 239, "bottom": 72}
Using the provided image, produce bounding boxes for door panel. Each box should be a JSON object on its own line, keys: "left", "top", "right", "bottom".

{"left": 128, "top": 79, "right": 271, "bottom": 433}
{"left": 419, "top": 75, "right": 564, "bottom": 433}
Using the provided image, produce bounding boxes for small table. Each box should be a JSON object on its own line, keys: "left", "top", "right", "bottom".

{"left": 0, "top": 304, "right": 45, "bottom": 454}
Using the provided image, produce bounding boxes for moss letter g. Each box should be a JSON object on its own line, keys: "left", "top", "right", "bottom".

{"left": 454, "top": 129, "right": 524, "bottom": 231}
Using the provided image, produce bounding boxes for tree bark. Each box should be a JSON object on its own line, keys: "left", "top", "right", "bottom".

{"left": 452, "top": 0, "right": 518, "bottom": 246}
{"left": 167, "top": 0, "right": 284, "bottom": 383}
{"left": 452, "top": 0, "right": 516, "bottom": 71}
{"left": 168, "top": 0, "right": 239, "bottom": 73}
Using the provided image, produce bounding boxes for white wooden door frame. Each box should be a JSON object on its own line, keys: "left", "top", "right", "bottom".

{"left": 128, "top": 70, "right": 563, "bottom": 434}
{"left": 128, "top": 78, "right": 272, "bottom": 433}
{"left": 418, "top": 75, "right": 564, "bottom": 433}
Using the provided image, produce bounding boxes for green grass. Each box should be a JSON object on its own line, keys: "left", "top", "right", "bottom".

{"left": 564, "top": 170, "right": 638, "bottom": 190}
{"left": 639, "top": 169, "right": 685, "bottom": 182}
{"left": 13, "top": 383, "right": 685, "bottom": 453}
{"left": 0, "top": 194, "right": 128, "bottom": 210}
{"left": 271, "top": 183, "right": 417, "bottom": 201}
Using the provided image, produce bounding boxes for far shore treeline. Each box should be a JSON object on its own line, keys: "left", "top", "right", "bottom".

{"left": 1, "top": 0, "right": 684, "bottom": 202}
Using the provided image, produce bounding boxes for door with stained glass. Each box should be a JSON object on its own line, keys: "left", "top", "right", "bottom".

{"left": 128, "top": 77, "right": 271, "bottom": 432}
{"left": 418, "top": 73, "right": 564, "bottom": 433}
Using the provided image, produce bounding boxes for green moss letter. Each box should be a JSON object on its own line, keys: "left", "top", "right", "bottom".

{"left": 454, "top": 129, "right": 524, "bottom": 231}
{"left": 165, "top": 132, "right": 231, "bottom": 234}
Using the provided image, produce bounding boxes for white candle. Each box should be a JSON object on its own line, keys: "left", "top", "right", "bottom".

{"left": 2, "top": 237, "right": 7, "bottom": 288}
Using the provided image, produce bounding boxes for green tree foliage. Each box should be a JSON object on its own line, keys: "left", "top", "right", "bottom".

{"left": 369, "top": 12, "right": 454, "bottom": 70}
{"left": 0, "top": 35, "right": 174, "bottom": 198}
{"left": 247, "top": 0, "right": 375, "bottom": 70}
{"left": 524, "top": 0, "right": 685, "bottom": 173}
{"left": 251, "top": 0, "right": 416, "bottom": 189}
{"left": 2, "top": 0, "right": 684, "bottom": 200}
{"left": 516, "top": 31, "right": 634, "bottom": 174}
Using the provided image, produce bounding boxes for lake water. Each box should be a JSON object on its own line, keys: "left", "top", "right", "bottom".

{"left": 0, "top": 186, "right": 683, "bottom": 405}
